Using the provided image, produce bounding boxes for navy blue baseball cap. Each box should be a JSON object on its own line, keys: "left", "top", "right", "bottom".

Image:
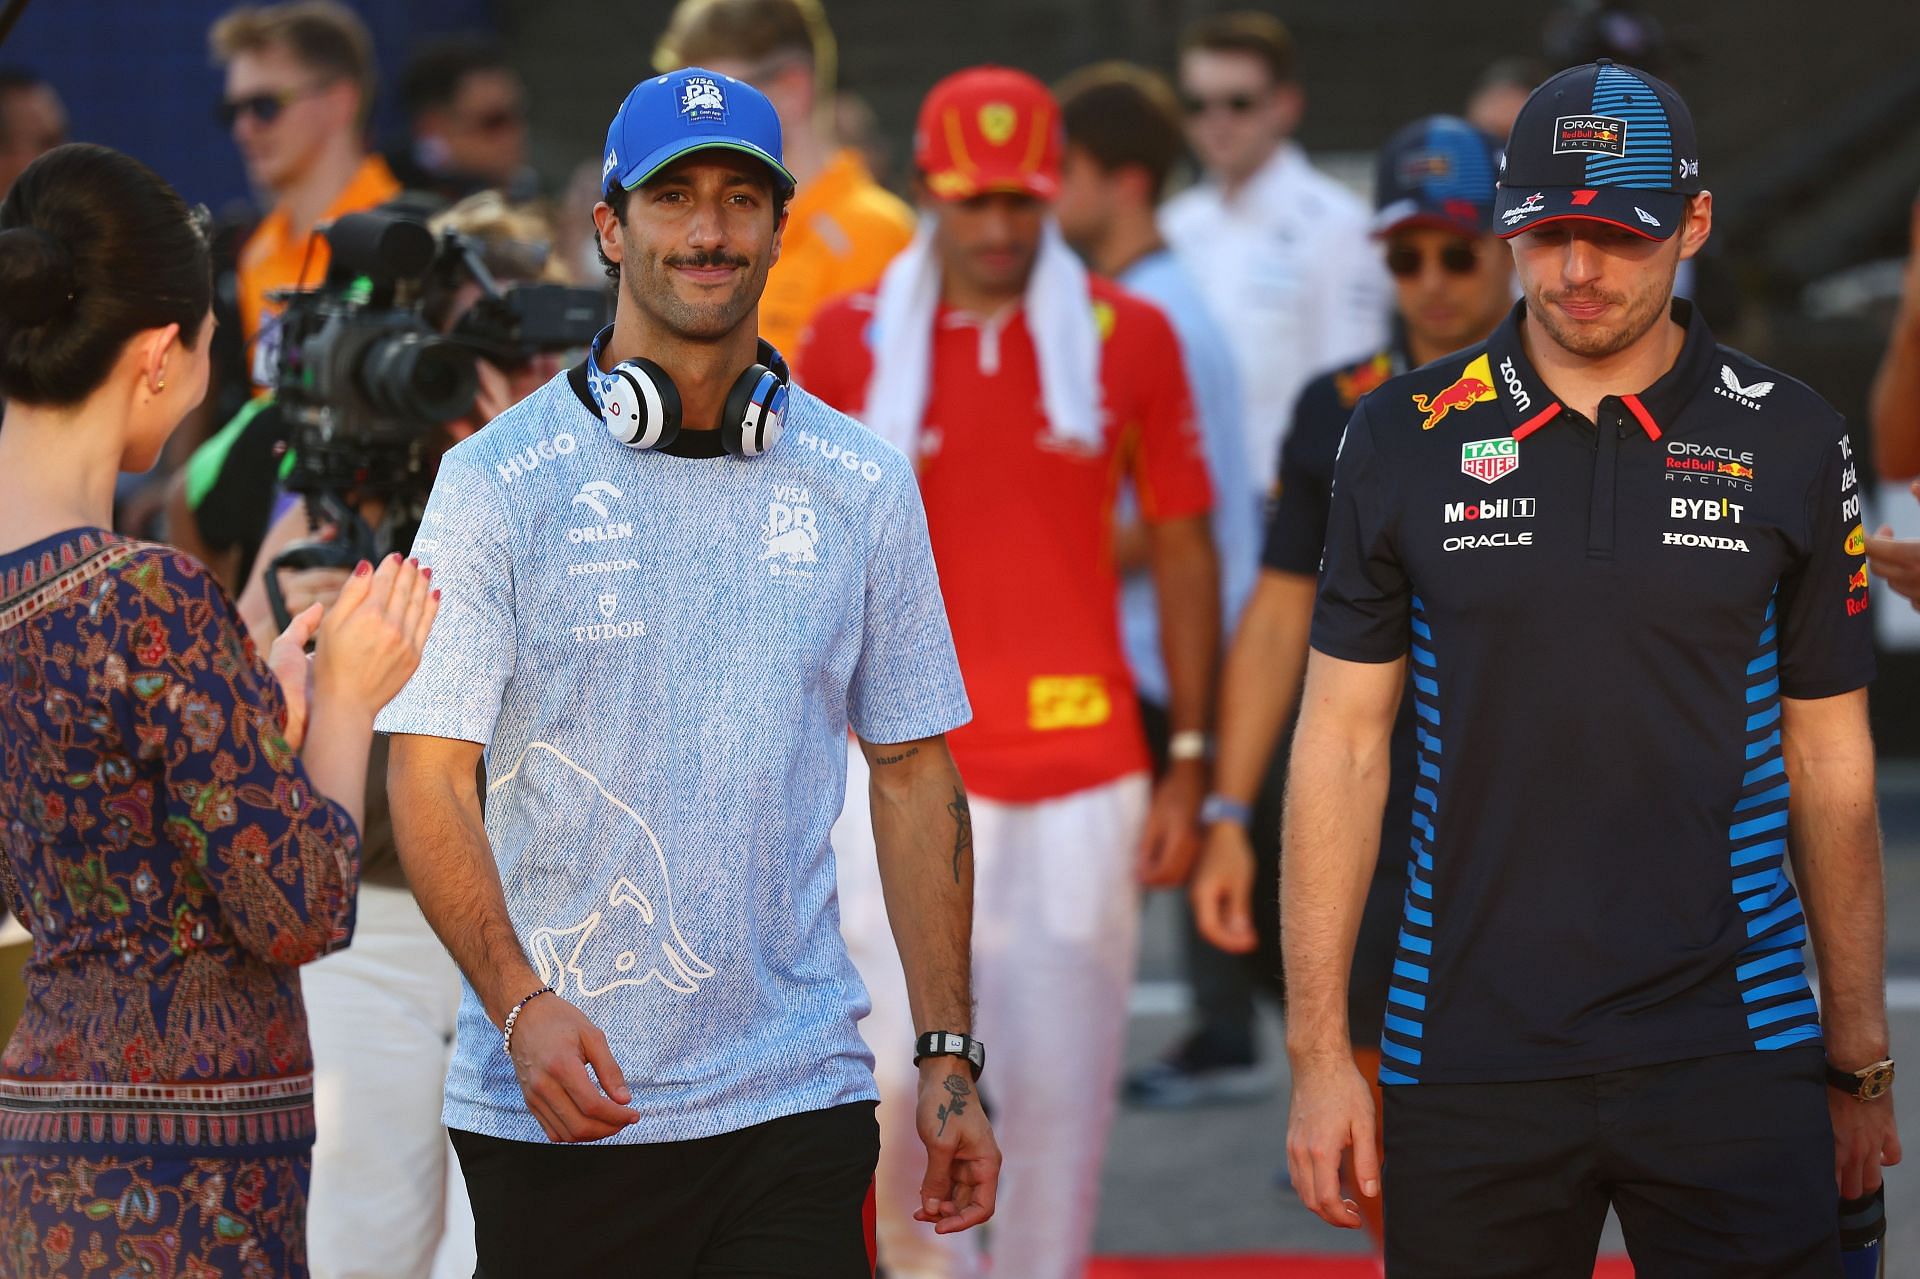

{"left": 1372, "top": 115, "right": 1502, "bottom": 240}
{"left": 1495, "top": 58, "right": 1700, "bottom": 242}
{"left": 601, "top": 68, "right": 796, "bottom": 198}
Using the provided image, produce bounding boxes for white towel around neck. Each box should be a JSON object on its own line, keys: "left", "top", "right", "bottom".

{"left": 858, "top": 217, "right": 1103, "bottom": 459}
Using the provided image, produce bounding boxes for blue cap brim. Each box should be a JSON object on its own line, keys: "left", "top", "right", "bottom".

{"left": 616, "top": 137, "right": 796, "bottom": 194}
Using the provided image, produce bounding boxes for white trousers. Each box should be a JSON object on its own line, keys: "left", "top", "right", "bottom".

{"left": 834, "top": 744, "right": 1148, "bottom": 1279}
{"left": 306, "top": 882, "right": 476, "bottom": 1279}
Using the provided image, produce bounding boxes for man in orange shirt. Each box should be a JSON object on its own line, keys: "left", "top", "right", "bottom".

{"left": 801, "top": 67, "right": 1220, "bottom": 1279}
{"left": 211, "top": 0, "right": 401, "bottom": 357}
{"left": 654, "top": 0, "right": 913, "bottom": 356}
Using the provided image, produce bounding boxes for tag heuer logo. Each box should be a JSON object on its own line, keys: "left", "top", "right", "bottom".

{"left": 1461, "top": 437, "right": 1520, "bottom": 484}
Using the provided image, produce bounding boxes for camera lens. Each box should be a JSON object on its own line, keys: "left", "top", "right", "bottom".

{"left": 357, "top": 331, "right": 479, "bottom": 423}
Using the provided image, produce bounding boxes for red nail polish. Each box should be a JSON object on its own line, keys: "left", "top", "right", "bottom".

{"left": 421, "top": 566, "right": 433, "bottom": 580}
{"left": 387, "top": 553, "right": 402, "bottom": 565}
{"left": 354, "top": 561, "right": 372, "bottom": 577}
{"left": 431, "top": 588, "right": 441, "bottom": 601}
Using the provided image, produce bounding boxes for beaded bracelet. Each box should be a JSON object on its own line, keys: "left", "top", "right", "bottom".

{"left": 501, "top": 985, "right": 554, "bottom": 1057}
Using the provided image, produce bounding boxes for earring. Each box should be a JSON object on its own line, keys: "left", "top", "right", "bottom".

{"left": 156, "top": 379, "right": 166, "bottom": 391}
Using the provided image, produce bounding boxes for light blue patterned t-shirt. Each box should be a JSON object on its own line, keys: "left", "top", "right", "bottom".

{"left": 375, "top": 370, "right": 970, "bottom": 1144}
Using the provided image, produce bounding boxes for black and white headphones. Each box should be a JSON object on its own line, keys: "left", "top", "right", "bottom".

{"left": 574, "top": 323, "right": 789, "bottom": 459}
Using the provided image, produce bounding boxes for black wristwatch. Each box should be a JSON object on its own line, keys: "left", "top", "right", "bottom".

{"left": 914, "top": 1031, "right": 986, "bottom": 1080}
{"left": 1826, "top": 1058, "right": 1896, "bottom": 1101}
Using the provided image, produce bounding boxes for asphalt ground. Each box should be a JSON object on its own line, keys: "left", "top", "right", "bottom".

{"left": 1093, "top": 764, "right": 1920, "bottom": 1272}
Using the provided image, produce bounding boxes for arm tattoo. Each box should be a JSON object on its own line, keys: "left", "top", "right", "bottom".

{"left": 936, "top": 1072, "right": 972, "bottom": 1136}
{"left": 874, "top": 746, "right": 921, "bottom": 766}
{"left": 946, "top": 787, "right": 972, "bottom": 885}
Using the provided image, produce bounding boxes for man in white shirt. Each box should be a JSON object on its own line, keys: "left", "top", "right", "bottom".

{"left": 1161, "top": 10, "right": 1390, "bottom": 506}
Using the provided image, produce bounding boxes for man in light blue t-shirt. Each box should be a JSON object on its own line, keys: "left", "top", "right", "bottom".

{"left": 378, "top": 68, "right": 1000, "bottom": 1275}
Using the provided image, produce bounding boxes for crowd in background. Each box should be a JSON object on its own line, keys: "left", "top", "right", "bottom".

{"left": 3, "top": 0, "right": 1920, "bottom": 1276}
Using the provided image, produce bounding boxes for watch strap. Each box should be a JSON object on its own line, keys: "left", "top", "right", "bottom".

{"left": 914, "top": 1031, "right": 986, "bottom": 1079}
{"left": 1826, "top": 1058, "right": 1895, "bottom": 1100}
{"left": 1168, "top": 730, "right": 1212, "bottom": 762}
{"left": 1200, "top": 793, "right": 1253, "bottom": 828}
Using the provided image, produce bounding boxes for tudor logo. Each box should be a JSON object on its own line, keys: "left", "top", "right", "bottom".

{"left": 1498, "top": 356, "right": 1531, "bottom": 412}
{"left": 598, "top": 592, "right": 617, "bottom": 620}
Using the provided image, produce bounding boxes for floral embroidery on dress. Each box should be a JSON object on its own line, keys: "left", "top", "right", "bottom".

{"left": 0, "top": 529, "right": 360, "bottom": 1274}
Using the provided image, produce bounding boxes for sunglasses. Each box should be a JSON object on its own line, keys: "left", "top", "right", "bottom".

{"left": 1386, "top": 242, "right": 1481, "bottom": 278}
{"left": 217, "top": 82, "right": 332, "bottom": 128}
{"left": 1183, "top": 92, "right": 1264, "bottom": 117}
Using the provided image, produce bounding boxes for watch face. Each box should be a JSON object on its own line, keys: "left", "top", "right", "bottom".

{"left": 1861, "top": 1063, "right": 1895, "bottom": 1100}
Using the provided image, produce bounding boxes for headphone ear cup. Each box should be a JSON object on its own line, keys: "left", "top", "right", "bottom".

{"left": 603, "top": 360, "right": 682, "bottom": 450}
{"left": 721, "top": 365, "right": 787, "bottom": 458}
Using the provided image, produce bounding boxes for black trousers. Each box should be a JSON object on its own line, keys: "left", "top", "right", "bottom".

{"left": 1382, "top": 1047, "right": 1841, "bottom": 1278}
{"left": 451, "top": 1102, "right": 879, "bottom": 1278}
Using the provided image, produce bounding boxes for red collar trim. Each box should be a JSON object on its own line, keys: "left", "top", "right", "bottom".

{"left": 1621, "top": 394, "right": 1663, "bottom": 440}
{"left": 1512, "top": 402, "right": 1562, "bottom": 441}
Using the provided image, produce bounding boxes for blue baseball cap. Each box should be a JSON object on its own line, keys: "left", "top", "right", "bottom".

{"left": 1495, "top": 58, "right": 1700, "bottom": 242}
{"left": 1372, "top": 115, "right": 1502, "bottom": 240}
{"left": 601, "top": 68, "right": 796, "bottom": 197}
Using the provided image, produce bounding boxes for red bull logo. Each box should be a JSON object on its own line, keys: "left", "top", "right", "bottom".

{"left": 1336, "top": 352, "right": 1393, "bottom": 408}
{"left": 1717, "top": 461, "right": 1755, "bottom": 480}
{"left": 1849, "top": 564, "right": 1870, "bottom": 594}
{"left": 1412, "top": 354, "right": 1497, "bottom": 430}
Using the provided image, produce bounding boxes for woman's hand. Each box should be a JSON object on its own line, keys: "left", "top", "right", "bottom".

{"left": 265, "top": 603, "right": 322, "bottom": 751}
{"left": 310, "top": 554, "right": 440, "bottom": 719}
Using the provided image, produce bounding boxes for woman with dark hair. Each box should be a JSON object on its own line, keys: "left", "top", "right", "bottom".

{"left": 0, "top": 143, "right": 436, "bottom": 1275}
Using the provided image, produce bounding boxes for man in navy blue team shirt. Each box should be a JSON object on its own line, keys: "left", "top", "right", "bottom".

{"left": 1190, "top": 113, "right": 1511, "bottom": 1243}
{"left": 1282, "top": 61, "right": 1901, "bottom": 1275}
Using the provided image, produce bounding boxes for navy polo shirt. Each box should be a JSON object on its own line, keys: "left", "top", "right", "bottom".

{"left": 1265, "top": 343, "right": 1414, "bottom": 1047}
{"left": 1312, "top": 299, "right": 1874, "bottom": 1085}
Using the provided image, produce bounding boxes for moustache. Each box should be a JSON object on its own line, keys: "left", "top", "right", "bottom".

{"left": 1544, "top": 290, "right": 1625, "bottom": 308}
{"left": 663, "top": 251, "right": 751, "bottom": 270}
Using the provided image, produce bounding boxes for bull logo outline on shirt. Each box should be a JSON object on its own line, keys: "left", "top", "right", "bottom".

{"left": 491, "top": 742, "right": 715, "bottom": 998}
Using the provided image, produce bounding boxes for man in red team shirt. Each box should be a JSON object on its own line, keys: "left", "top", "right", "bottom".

{"left": 800, "top": 67, "right": 1221, "bottom": 1279}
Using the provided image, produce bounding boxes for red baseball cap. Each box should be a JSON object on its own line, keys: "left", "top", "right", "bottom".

{"left": 914, "top": 66, "right": 1062, "bottom": 202}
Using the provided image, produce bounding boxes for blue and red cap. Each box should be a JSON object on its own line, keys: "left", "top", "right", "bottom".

{"left": 1372, "top": 115, "right": 1502, "bottom": 240}
{"left": 602, "top": 68, "right": 796, "bottom": 198}
{"left": 1495, "top": 58, "right": 1700, "bottom": 242}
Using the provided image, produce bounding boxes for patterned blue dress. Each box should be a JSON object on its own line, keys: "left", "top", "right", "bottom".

{"left": 0, "top": 529, "right": 360, "bottom": 1277}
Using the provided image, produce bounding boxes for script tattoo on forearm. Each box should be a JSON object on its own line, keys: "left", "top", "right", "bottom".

{"left": 946, "top": 788, "right": 972, "bottom": 885}
{"left": 874, "top": 745, "right": 920, "bottom": 766}
{"left": 937, "top": 1072, "right": 971, "bottom": 1137}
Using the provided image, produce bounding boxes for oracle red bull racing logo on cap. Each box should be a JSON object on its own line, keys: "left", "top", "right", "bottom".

{"left": 1460, "top": 437, "right": 1519, "bottom": 484}
{"left": 1554, "top": 114, "right": 1628, "bottom": 156}
{"left": 1412, "top": 354, "right": 1498, "bottom": 430}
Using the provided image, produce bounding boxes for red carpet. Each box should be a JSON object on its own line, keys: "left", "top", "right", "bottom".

{"left": 1088, "top": 1259, "right": 1635, "bottom": 1278}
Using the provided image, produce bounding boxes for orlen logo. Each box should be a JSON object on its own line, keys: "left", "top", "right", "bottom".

{"left": 1443, "top": 498, "right": 1535, "bottom": 522}
{"left": 1498, "top": 357, "right": 1531, "bottom": 413}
